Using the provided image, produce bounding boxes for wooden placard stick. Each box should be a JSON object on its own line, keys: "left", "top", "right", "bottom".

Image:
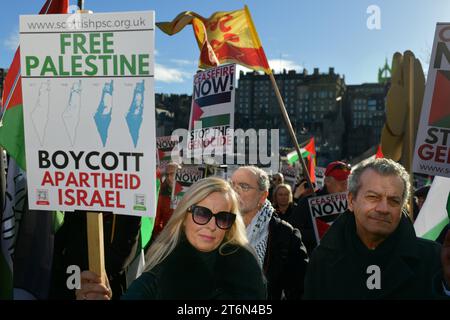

{"left": 86, "top": 211, "right": 106, "bottom": 284}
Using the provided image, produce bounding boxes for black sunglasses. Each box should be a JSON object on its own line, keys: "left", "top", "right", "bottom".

{"left": 187, "top": 205, "right": 236, "bottom": 230}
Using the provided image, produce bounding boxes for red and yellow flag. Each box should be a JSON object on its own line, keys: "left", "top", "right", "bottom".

{"left": 157, "top": 6, "right": 271, "bottom": 74}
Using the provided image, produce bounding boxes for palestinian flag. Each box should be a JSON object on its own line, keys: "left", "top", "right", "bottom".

{"left": 414, "top": 176, "right": 450, "bottom": 240}
{"left": 189, "top": 94, "right": 231, "bottom": 129}
{"left": 429, "top": 70, "right": 450, "bottom": 128}
{"left": 316, "top": 218, "right": 333, "bottom": 239}
{"left": 286, "top": 148, "right": 310, "bottom": 164}
{"left": 157, "top": 149, "right": 172, "bottom": 163}
{"left": 173, "top": 181, "right": 188, "bottom": 200}
{"left": 0, "top": 0, "right": 69, "bottom": 300}
{"left": 287, "top": 138, "right": 316, "bottom": 163}
{"left": 0, "top": 48, "right": 25, "bottom": 169}
{"left": 375, "top": 144, "right": 384, "bottom": 159}
{"left": 0, "top": 0, "right": 68, "bottom": 170}
{"left": 196, "top": 114, "right": 230, "bottom": 128}
{"left": 286, "top": 138, "right": 316, "bottom": 183}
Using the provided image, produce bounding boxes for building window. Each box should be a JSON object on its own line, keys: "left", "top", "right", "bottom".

{"left": 368, "top": 99, "right": 377, "bottom": 111}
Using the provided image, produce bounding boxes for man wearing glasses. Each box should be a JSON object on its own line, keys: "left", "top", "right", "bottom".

{"left": 288, "top": 161, "right": 351, "bottom": 255}
{"left": 230, "top": 166, "right": 309, "bottom": 300}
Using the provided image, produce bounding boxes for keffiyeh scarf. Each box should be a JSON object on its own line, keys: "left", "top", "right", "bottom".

{"left": 246, "top": 200, "right": 274, "bottom": 267}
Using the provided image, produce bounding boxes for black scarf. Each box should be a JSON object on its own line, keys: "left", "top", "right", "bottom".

{"left": 152, "top": 239, "right": 266, "bottom": 299}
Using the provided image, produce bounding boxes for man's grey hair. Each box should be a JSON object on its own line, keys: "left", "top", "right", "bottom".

{"left": 239, "top": 166, "right": 270, "bottom": 191}
{"left": 348, "top": 158, "right": 411, "bottom": 207}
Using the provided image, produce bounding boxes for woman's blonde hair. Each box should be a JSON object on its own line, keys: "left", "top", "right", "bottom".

{"left": 144, "top": 177, "right": 249, "bottom": 271}
{"left": 272, "top": 183, "right": 293, "bottom": 207}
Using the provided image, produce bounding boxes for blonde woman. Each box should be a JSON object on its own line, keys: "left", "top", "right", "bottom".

{"left": 76, "top": 177, "right": 266, "bottom": 300}
{"left": 272, "top": 184, "right": 296, "bottom": 220}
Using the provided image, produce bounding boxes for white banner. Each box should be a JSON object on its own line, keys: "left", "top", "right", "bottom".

{"left": 20, "top": 11, "right": 156, "bottom": 216}
{"left": 413, "top": 23, "right": 450, "bottom": 178}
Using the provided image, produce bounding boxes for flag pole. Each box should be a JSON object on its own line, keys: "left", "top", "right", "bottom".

{"left": 408, "top": 55, "right": 415, "bottom": 220}
{"left": 268, "top": 73, "right": 314, "bottom": 190}
{"left": 86, "top": 212, "right": 106, "bottom": 284}
{"left": 244, "top": 5, "right": 314, "bottom": 190}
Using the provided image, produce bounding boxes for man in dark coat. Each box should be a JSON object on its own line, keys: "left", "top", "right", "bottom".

{"left": 230, "top": 166, "right": 309, "bottom": 299}
{"left": 304, "top": 158, "right": 450, "bottom": 299}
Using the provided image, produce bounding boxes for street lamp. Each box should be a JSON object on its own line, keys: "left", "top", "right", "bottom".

{"left": 336, "top": 95, "right": 343, "bottom": 115}
{"left": 335, "top": 95, "right": 344, "bottom": 163}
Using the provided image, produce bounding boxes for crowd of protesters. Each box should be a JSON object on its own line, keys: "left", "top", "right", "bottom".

{"left": 2, "top": 149, "right": 449, "bottom": 300}
{"left": 73, "top": 158, "right": 450, "bottom": 300}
